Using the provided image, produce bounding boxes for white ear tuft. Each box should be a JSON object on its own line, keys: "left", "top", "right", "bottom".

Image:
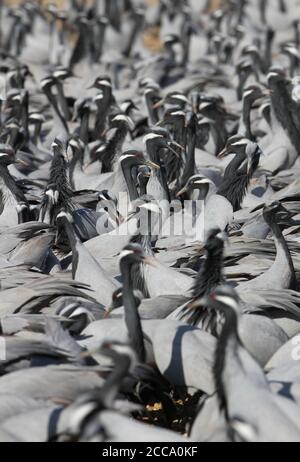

{"left": 215, "top": 295, "right": 239, "bottom": 311}
{"left": 143, "top": 133, "right": 163, "bottom": 144}
{"left": 119, "top": 249, "right": 134, "bottom": 260}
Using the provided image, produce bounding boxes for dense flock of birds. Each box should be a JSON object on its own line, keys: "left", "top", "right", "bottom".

{"left": 1, "top": 0, "right": 300, "bottom": 442}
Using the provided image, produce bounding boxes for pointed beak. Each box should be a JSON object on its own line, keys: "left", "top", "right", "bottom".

{"left": 142, "top": 256, "right": 158, "bottom": 267}
{"left": 103, "top": 307, "right": 112, "bottom": 319}
{"left": 192, "top": 103, "right": 198, "bottom": 113}
{"left": 152, "top": 99, "right": 164, "bottom": 110}
{"left": 15, "top": 158, "right": 28, "bottom": 166}
{"left": 176, "top": 186, "right": 188, "bottom": 197}
{"left": 262, "top": 88, "right": 271, "bottom": 97}
{"left": 187, "top": 298, "right": 205, "bottom": 310}
{"left": 145, "top": 159, "right": 160, "bottom": 170}
{"left": 217, "top": 147, "right": 229, "bottom": 159}
{"left": 247, "top": 159, "right": 251, "bottom": 175}
{"left": 110, "top": 209, "right": 123, "bottom": 226}
{"left": 101, "top": 127, "right": 108, "bottom": 138}
{"left": 170, "top": 140, "right": 185, "bottom": 151}
{"left": 80, "top": 349, "right": 93, "bottom": 359}
{"left": 167, "top": 143, "right": 180, "bottom": 158}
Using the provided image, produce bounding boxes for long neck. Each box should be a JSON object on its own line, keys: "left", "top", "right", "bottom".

{"left": 147, "top": 144, "right": 170, "bottom": 202}
{"left": 120, "top": 260, "right": 145, "bottom": 362}
{"left": 165, "top": 43, "right": 176, "bottom": 62}
{"left": 123, "top": 14, "right": 143, "bottom": 58}
{"left": 69, "top": 150, "right": 83, "bottom": 189}
{"left": 263, "top": 28, "right": 274, "bottom": 72}
{"left": 182, "top": 26, "right": 191, "bottom": 66}
{"left": 214, "top": 310, "right": 239, "bottom": 413}
{"left": 268, "top": 217, "right": 296, "bottom": 288}
{"left": 56, "top": 81, "right": 71, "bottom": 122}
{"left": 271, "top": 82, "right": 300, "bottom": 155}
{"left": 0, "top": 165, "right": 26, "bottom": 203}
{"left": 69, "top": 24, "right": 90, "bottom": 70}
{"left": 237, "top": 70, "right": 251, "bottom": 101}
{"left": 279, "top": 0, "right": 286, "bottom": 13}
{"left": 101, "top": 127, "right": 128, "bottom": 173}
{"left": 145, "top": 95, "right": 159, "bottom": 125}
{"left": 173, "top": 119, "right": 185, "bottom": 147}
{"left": 121, "top": 164, "right": 139, "bottom": 202}
{"left": 181, "top": 127, "right": 196, "bottom": 187}
{"left": 94, "top": 21, "right": 107, "bottom": 61}
{"left": 80, "top": 110, "right": 90, "bottom": 144}
{"left": 242, "top": 97, "right": 254, "bottom": 140}
{"left": 223, "top": 151, "right": 246, "bottom": 181}
{"left": 93, "top": 94, "right": 111, "bottom": 139}
{"left": 294, "top": 21, "right": 300, "bottom": 49}
{"left": 111, "top": 126, "right": 128, "bottom": 162}
{"left": 61, "top": 218, "right": 80, "bottom": 278}
{"left": 45, "top": 88, "right": 69, "bottom": 134}
{"left": 21, "top": 92, "right": 29, "bottom": 140}
{"left": 32, "top": 121, "right": 42, "bottom": 146}
{"left": 100, "top": 352, "right": 131, "bottom": 407}
{"left": 193, "top": 247, "right": 225, "bottom": 298}
{"left": 259, "top": 0, "right": 267, "bottom": 23}
{"left": 218, "top": 172, "right": 250, "bottom": 212}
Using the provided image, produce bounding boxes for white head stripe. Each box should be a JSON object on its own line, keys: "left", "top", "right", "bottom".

{"left": 119, "top": 154, "right": 135, "bottom": 161}
{"left": 215, "top": 295, "right": 239, "bottom": 310}
{"left": 143, "top": 133, "right": 164, "bottom": 144}
{"left": 97, "top": 80, "right": 112, "bottom": 87}
{"left": 194, "top": 179, "right": 213, "bottom": 185}
{"left": 112, "top": 115, "right": 129, "bottom": 122}
{"left": 267, "top": 72, "right": 278, "bottom": 79}
{"left": 119, "top": 250, "right": 134, "bottom": 259}
{"left": 243, "top": 90, "right": 254, "bottom": 98}
{"left": 232, "top": 140, "right": 248, "bottom": 146}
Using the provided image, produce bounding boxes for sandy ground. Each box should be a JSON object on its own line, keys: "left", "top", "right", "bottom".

{"left": 4, "top": 0, "right": 222, "bottom": 53}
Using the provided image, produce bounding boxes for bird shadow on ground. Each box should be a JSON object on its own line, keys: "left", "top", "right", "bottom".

{"left": 163, "top": 325, "right": 198, "bottom": 386}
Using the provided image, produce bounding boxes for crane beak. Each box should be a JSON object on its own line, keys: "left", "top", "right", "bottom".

{"left": 186, "top": 298, "right": 205, "bottom": 310}
{"left": 80, "top": 349, "right": 93, "bottom": 358}
{"left": 170, "top": 141, "right": 185, "bottom": 151}
{"left": 113, "top": 211, "right": 123, "bottom": 226}
{"left": 217, "top": 147, "right": 228, "bottom": 159}
{"left": 247, "top": 159, "right": 252, "bottom": 175}
{"left": 166, "top": 144, "right": 180, "bottom": 158}
{"left": 152, "top": 99, "right": 164, "bottom": 110}
{"left": 262, "top": 88, "right": 271, "bottom": 97}
{"left": 166, "top": 141, "right": 184, "bottom": 158}
{"left": 142, "top": 256, "right": 158, "bottom": 267}
{"left": 176, "top": 186, "right": 188, "bottom": 197}
{"left": 101, "top": 127, "right": 109, "bottom": 138}
{"left": 145, "top": 160, "right": 160, "bottom": 170}
{"left": 15, "top": 158, "right": 28, "bottom": 166}
{"left": 103, "top": 307, "right": 112, "bottom": 319}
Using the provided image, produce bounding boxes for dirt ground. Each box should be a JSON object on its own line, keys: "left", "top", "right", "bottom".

{"left": 5, "top": 0, "right": 222, "bottom": 10}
